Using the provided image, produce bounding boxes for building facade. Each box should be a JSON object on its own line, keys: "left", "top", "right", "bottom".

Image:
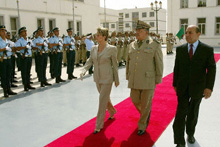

{"left": 0, "top": 0, "right": 101, "bottom": 37}
{"left": 167, "top": 0, "right": 220, "bottom": 47}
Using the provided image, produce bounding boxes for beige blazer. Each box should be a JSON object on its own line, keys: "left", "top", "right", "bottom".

{"left": 126, "top": 37, "right": 163, "bottom": 90}
{"left": 83, "top": 43, "right": 119, "bottom": 84}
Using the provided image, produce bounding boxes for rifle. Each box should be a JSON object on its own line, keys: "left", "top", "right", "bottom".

{"left": 40, "top": 40, "right": 47, "bottom": 55}
{"left": 1, "top": 43, "right": 10, "bottom": 62}
{"left": 22, "top": 42, "right": 31, "bottom": 59}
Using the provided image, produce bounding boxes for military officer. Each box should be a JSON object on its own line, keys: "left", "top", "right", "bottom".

{"left": 47, "top": 30, "right": 55, "bottom": 79}
{"left": 15, "top": 27, "right": 36, "bottom": 91}
{"left": 80, "top": 36, "right": 87, "bottom": 65}
{"left": 35, "top": 27, "right": 52, "bottom": 87}
{"left": 122, "top": 31, "right": 130, "bottom": 65}
{"left": 63, "top": 28, "right": 77, "bottom": 80}
{"left": 32, "top": 30, "right": 40, "bottom": 80}
{"left": 84, "top": 33, "right": 94, "bottom": 74}
{"left": 117, "top": 32, "right": 124, "bottom": 66}
{"left": 75, "top": 36, "right": 81, "bottom": 67}
{"left": 166, "top": 33, "right": 174, "bottom": 54}
{"left": 0, "top": 25, "right": 17, "bottom": 97}
{"left": 110, "top": 31, "right": 117, "bottom": 46}
{"left": 49, "top": 27, "right": 65, "bottom": 83}
{"left": 126, "top": 20, "right": 163, "bottom": 135}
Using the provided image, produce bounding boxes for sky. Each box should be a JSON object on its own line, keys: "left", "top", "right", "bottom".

{"left": 100, "top": 0, "right": 167, "bottom": 10}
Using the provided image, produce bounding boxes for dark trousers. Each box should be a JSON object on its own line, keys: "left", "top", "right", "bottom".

{"left": 11, "top": 55, "right": 16, "bottom": 78}
{"left": 86, "top": 51, "right": 93, "bottom": 74}
{"left": 38, "top": 53, "right": 48, "bottom": 83}
{"left": 16, "top": 52, "right": 21, "bottom": 71}
{"left": 34, "top": 52, "right": 40, "bottom": 78}
{"left": 67, "top": 50, "right": 75, "bottom": 75}
{"left": 0, "top": 59, "right": 12, "bottom": 89}
{"left": 20, "top": 57, "right": 32, "bottom": 85}
{"left": 54, "top": 52, "right": 63, "bottom": 78}
{"left": 173, "top": 92, "right": 202, "bottom": 145}
{"left": 49, "top": 52, "right": 54, "bottom": 76}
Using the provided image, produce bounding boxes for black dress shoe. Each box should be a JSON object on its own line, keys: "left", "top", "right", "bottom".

{"left": 41, "top": 82, "right": 45, "bottom": 87}
{"left": 56, "top": 78, "right": 60, "bottom": 83}
{"left": 137, "top": 130, "right": 146, "bottom": 136}
{"left": 71, "top": 75, "right": 77, "bottom": 79}
{"left": 13, "top": 79, "right": 18, "bottom": 83}
{"left": 11, "top": 84, "right": 18, "bottom": 87}
{"left": 187, "top": 135, "right": 195, "bottom": 144}
{"left": 7, "top": 89, "right": 17, "bottom": 95}
{"left": 44, "top": 82, "right": 52, "bottom": 86}
{"left": 28, "top": 84, "right": 36, "bottom": 90}
{"left": 24, "top": 86, "right": 29, "bottom": 91}
{"left": 68, "top": 75, "right": 73, "bottom": 80}
{"left": 3, "top": 88, "right": 9, "bottom": 97}
{"left": 176, "top": 144, "right": 185, "bottom": 147}
{"left": 30, "top": 81, "right": 34, "bottom": 84}
{"left": 93, "top": 129, "right": 101, "bottom": 134}
{"left": 59, "top": 77, "right": 66, "bottom": 82}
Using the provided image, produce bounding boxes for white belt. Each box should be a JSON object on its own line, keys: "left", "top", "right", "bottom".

{"left": 3, "top": 56, "right": 11, "bottom": 59}
{"left": 57, "top": 50, "right": 63, "bottom": 53}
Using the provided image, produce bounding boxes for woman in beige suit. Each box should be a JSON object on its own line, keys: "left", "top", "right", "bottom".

{"left": 80, "top": 27, "right": 119, "bottom": 134}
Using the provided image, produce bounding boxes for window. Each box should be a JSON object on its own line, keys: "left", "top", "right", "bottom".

{"left": 103, "top": 23, "right": 109, "bottom": 29}
{"left": 218, "top": 0, "right": 220, "bottom": 5}
{"left": 111, "top": 24, "right": 115, "bottom": 28}
{"left": 198, "top": 18, "right": 206, "bottom": 35}
{"left": 68, "top": 21, "right": 73, "bottom": 29}
{"left": 76, "top": 21, "right": 82, "bottom": 36}
{"left": 125, "top": 13, "right": 129, "bottom": 18}
{"left": 76, "top": 0, "right": 84, "bottom": 2}
{"left": 216, "top": 17, "right": 220, "bottom": 34}
{"left": 198, "top": 0, "right": 206, "bottom": 7}
{"left": 180, "top": 0, "right": 188, "bottom": 8}
{"left": 125, "top": 23, "right": 130, "bottom": 28}
{"left": 132, "top": 12, "right": 139, "bottom": 19}
{"left": 37, "top": 18, "right": 45, "bottom": 29}
{"left": 49, "top": 19, "right": 56, "bottom": 31}
{"left": 0, "top": 16, "right": 4, "bottom": 25}
{"left": 10, "top": 17, "right": 18, "bottom": 36}
{"left": 150, "top": 12, "right": 154, "bottom": 17}
{"left": 142, "top": 12, "right": 147, "bottom": 18}
{"left": 150, "top": 22, "right": 155, "bottom": 27}
{"left": 180, "top": 19, "right": 188, "bottom": 31}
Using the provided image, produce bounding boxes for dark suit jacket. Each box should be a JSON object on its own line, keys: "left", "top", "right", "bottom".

{"left": 173, "top": 41, "right": 216, "bottom": 98}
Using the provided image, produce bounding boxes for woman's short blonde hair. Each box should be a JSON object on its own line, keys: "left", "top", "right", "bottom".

{"left": 97, "top": 27, "right": 109, "bottom": 41}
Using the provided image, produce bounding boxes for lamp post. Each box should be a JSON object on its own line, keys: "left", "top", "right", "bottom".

{"left": 104, "top": 0, "right": 107, "bottom": 28}
{"left": 150, "top": 1, "right": 162, "bottom": 34}
{"left": 72, "top": 0, "right": 75, "bottom": 34}
{"left": 16, "top": 0, "right": 21, "bottom": 29}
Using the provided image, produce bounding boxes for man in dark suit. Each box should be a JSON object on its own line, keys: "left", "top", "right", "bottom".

{"left": 173, "top": 25, "right": 216, "bottom": 147}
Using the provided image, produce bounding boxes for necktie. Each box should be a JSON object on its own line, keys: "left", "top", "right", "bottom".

{"left": 189, "top": 44, "right": 193, "bottom": 60}
{"left": 138, "top": 41, "right": 142, "bottom": 48}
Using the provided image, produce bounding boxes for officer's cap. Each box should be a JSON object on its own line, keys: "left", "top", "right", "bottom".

{"left": 0, "top": 25, "right": 7, "bottom": 31}
{"left": 66, "top": 28, "right": 73, "bottom": 32}
{"left": 6, "top": 31, "right": 11, "bottom": 35}
{"left": 136, "top": 20, "right": 151, "bottom": 30}
{"left": 37, "top": 27, "right": 43, "bottom": 32}
{"left": 53, "top": 27, "right": 59, "bottom": 32}
{"left": 18, "top": 27, "right": 27, "bottom": 34}
{"left": 86, "top": 33, "right": 92, "bottom": 38}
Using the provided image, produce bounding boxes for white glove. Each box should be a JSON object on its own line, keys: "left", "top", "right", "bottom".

{"left": 59, "top": 42, "right": 63, "bottom": 47}
{"left": 6, "top": 46, "right": 12, "bottom": 52}
{"left": 26, "top": 45, "right": 31, "bottom": 49}
{"left": 43, "top": 42, "right": 48, "bottom": 47}
{"left": 71, "top": 42, "right": 75, "bottom": 46}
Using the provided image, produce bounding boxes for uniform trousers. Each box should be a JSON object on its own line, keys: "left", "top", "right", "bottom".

{"left": 66, "top": 50, "right": 75, "bottom": 74}
{"left": 173, "top": 93, "right": 202, "bottom": 145}
{"left": 95, "top": 83, "right": 116, "bottom": 130}
{"left": 130, "top": 88, "right": 155, "bottom": 130}
{"left": 16, "top": 52, "right": 21, "bottom": 71}
{"left": 38, "top": 53, "right": 48, "bottom": 83}
{"left": 63, "top": 49, "right": 67, "bottom": 64}
{"left": 0, "top": 59, "right": 12, "bottom": 89}
{"left": 11, "top": 55, "right": 16, "bottom": 79}
{"left": 81, "top": 48, "right": 87, "bottom": 63}
{"left": 75, "top": 49, "right": 79, "bottom": 64}
{"left": 117, "top": 45, "right": 122, "bottom": 63}
{"left": 49, "top": 52, "right": 55, "bottom": 76}
{"left": 54, "top": 52, "right": 63, "bottom": 78}
{"left": 86, "top": 51, "right": 93, "bottom": 74}
{"left": 20, "top": 57, "right": 32, "bottom": 85}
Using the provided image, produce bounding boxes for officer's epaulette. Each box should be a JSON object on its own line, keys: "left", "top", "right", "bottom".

{"left": 153, "top": 39, "right": 160, "bottom": 44}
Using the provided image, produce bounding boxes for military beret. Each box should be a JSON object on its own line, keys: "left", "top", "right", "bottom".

{"left": 136, "top": 20, "right": 151, "bottom": 30}
{"left": 66, "top": 28, "right": 73, "bottom": 32}
{"left": 0, "top": 25, "right": 6, "bottom": 31}
{"left": 18, "top": 27, "right": 27, "bottom": 34}
{"left": 37, "top": 27, "right": 43, "bottom": 32}
{"left": 53, "top": 27, "right": 59, "bottom": 32}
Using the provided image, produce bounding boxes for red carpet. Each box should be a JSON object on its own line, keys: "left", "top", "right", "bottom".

{"left": 45, "top": 54, "right": 220, "bottom": 147}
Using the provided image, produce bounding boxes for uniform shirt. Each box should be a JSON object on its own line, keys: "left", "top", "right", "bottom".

{"left": 188, "top": 40, "right": 199, "bottom": 55}
{"left": 49, "top": 35, "right": 63, "bottom": 51}
{"left": 63, "top": 35, "right": 75, "bottom": 50}
{"left": 32, "top": 38, "right": 38, "bottom": 53}
{"left": 84, "top": 38, "right": 94, "bottom": 51}
{"left": 35, "top": 36, "right": 49, "bottom": 52}
{"left": 0, "top": 37, "right": 12, "bottom": 57}
{"left": 15, "top": 37, "right": 33, "bottom": 56}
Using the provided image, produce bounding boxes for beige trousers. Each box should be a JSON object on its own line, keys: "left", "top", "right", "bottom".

{"left": 75, "top": 49, "right": 79, "bottom": 64}
{"left": 95, "top": 83, "right": 116, "bottom": 130}
{"left": 117, "top": 45, "right": 122, "bottom": 63}
{"left": 130, "top": 88, "right": 155, "bottom": 130}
